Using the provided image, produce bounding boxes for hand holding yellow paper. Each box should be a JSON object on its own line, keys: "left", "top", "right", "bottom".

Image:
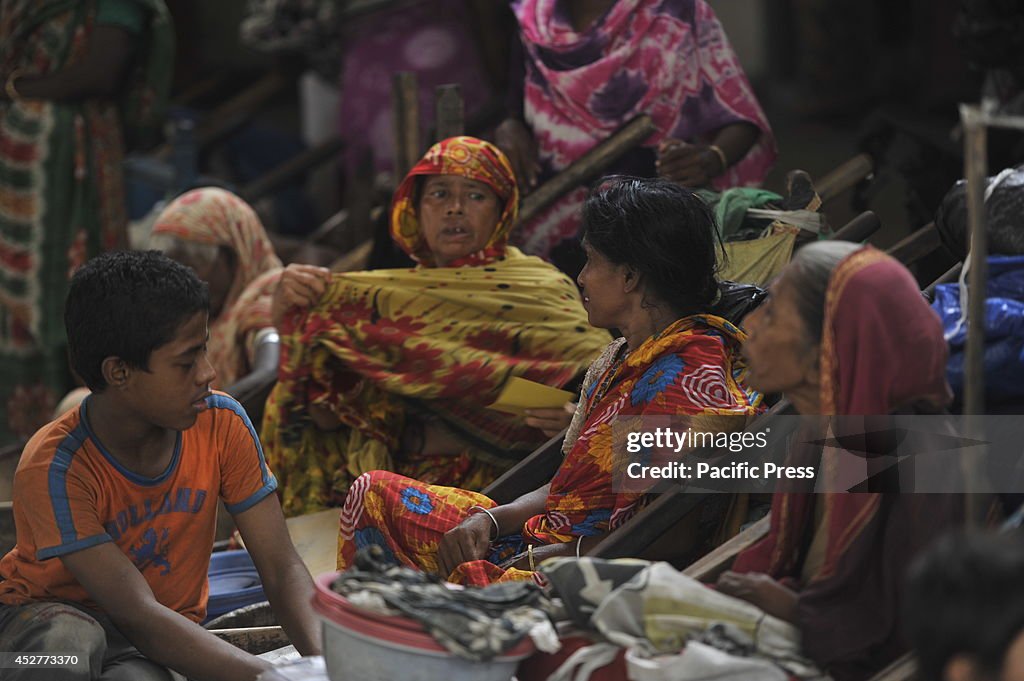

{"left": 488, "top": 377, "right": 575, "bottom": 416}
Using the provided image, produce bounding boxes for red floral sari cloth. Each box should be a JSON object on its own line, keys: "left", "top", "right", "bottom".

{"left": 732, "top": 247, "right": 963, "bottom": 681}
{"left": 261, "top": 137, "right": 611, "bottom": 516}
{"left": 337, "top": 314, "right": 762, "bottom": 585}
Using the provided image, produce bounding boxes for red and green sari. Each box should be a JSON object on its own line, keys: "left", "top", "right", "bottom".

{"left": 337, "top": 314, "right": 762, "bottom": 585}
{"left": 0, "top": 0, "right": 173, "bottom": 442}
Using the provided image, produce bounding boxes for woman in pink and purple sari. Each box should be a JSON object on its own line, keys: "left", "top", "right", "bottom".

{"left": 497, "top": 0, "right": 777, "bottom": 270}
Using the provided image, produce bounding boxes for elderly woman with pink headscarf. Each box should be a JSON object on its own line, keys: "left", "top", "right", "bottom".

{"left": 52, "top": 188, "right": 287, "bottom": 417}
{"left": 148, "top": 187, "right": 285, "bottom": 391}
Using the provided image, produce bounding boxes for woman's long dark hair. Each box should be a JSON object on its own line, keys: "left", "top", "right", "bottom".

{"left": 581, "top": 176, "right": 724, "bottom": 317}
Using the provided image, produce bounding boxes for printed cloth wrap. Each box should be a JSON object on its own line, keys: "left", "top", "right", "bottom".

{"left": 512, "top": 0, "right": 776, "bottom": 257}
{"left": 336, "top": 315, "right": 761, "bottom": 585}
{"left": 262, "top": 136, "right": 610, "bottom": 516}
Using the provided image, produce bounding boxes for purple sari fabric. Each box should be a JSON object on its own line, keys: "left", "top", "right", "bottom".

{"left": 512, "top": 0, "right": 777, "bottom": 257}
{"left": 337, "top": 0, "right": 494, "bottom": 178}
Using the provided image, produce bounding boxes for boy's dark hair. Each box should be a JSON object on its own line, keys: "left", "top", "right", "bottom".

{"left": 903, "top": 530, "right": 1024, "bottom": 681}
{"left": 65, "top": 250, "right": 209, "bottom": 392}
{"left": 581, "top": 176, "right": 724, "bottom": 318}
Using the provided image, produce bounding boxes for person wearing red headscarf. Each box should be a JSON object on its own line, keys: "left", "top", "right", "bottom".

{"left": 262, "top": 137, "right": 610, "bottom": 517}
{"left": 720, "top": 242, "right": 965, "bottom": 680}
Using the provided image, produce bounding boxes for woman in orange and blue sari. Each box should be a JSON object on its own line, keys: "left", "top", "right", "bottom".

{"left": 262, "top": 137, "right": 611, "bottom": 516}
{"left": 337, "top": 177, "right": 762, "bottom": 585}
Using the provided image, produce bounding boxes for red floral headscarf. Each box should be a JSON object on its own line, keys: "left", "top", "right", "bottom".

{"left": 390, "top": 136, "right": 519, "bottom": 266}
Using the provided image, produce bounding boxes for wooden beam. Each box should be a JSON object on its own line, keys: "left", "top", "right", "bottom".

{"left": 210, "top": 626, "right": 289, "bottom": 655}
{"left": 961, "top": 106, "right": 990, "bottom": 528}
{"left": 923, "top": 263, "right": 963, "bottom": 302}
{"left": 240, "top": 137, "right": 344, "bottom": 203}
{"left": 155, "top": 71, "right": 291, "bottom": 160}
{"left": 868, "top": 653, "right": 918, "bottom": 681}
{"left": 885, "top": 223, "right": 942, "bottom": 266}
{"left": 815, "top": 153, "right": 873, "bottom": 204}
{"left": 434, "top": 84, "right": 464, "bottom": 142}
{"left": 171, "top": 73, "right": 231, "bottom": 108}
{"left": 590, "top": 491, "right": 710, "bottom": 559}
{"left": 483, "top": 431, "right": 565, "bottom": 505}
{"left": 518, "top": 115, "right": 658, "bottom": 225}
{"left": 330, "top": 239, "right": 375, "bottom": 273}
{"left": 682, "top": 515, "right": 769, "bottom": 582}
{"left": 392, "top": 72, "right": 421, "bottom": 186}
{"left": 831, "top": 211, "right": 881, "bottom": 244}
{"left": 962, "top": 112, "right": 988, "bottom": 419}
{"left": 341, "top": 0, "right": 422, "bottom": 19}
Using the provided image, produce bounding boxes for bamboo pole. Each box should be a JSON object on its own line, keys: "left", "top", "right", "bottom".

{"left": 815, "top": 153, "right": 873, "bottom": 203}
{"left": 961, "top": 105, "right": 988, "bottom": 419}
{"left": 960, "top": 104, "right": 990, "bottom": 528}
{"left": 241, "top": 137, "right": 344, "bottom": 202}
{"left": 434, "top": 84, "right": 464, "bottom": 142}
{"left": 391, "top": 72, "right": 421, "bottom": 187}
{"left": 518, "top": 114, "right": 658, "bottom": 225}
{"left": 155, "top": 71, "right": 291, "bottom": 160}
{"left": 947, "top": 105, "right": 1024, "bottom": 525}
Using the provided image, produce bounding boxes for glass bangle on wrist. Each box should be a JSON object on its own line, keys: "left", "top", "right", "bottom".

{"left": 5, "top": 69, "right": 25, "bottom": 101}
{"left": 527, "top": 544, "right": 536, "bottom": 571}
{"left": 708, "top": 144, "right": 728, "bottom": 174}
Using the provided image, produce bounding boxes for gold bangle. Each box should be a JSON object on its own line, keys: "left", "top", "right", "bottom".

{"left": 527, "top": 544, "right": 536, "bottom": 571}
{"left": 708, "top": 144, "right": 728, "bottom": 174}
{"left": 5, "top": 69, "right": 25, "bottom": 101}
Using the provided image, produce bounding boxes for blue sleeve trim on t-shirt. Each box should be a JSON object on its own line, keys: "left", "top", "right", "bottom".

{"left": 47, "top": 422, "right": 92, "bottom": 546}
{"left": 207, "top": 394, "right": 273, "bottom": 487}
{"left": 225, "top": 476, "right": 279, "bottom": 515}
{"left": 37, "top": 533, "right": 113, "bottom": 560}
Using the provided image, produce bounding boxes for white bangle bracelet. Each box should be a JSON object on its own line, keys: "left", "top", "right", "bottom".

{"left": 576, "top": 536, "right": 583, "bottom": 559}
{"left": 470, "top": 505, "right": 500, "bottom": 540}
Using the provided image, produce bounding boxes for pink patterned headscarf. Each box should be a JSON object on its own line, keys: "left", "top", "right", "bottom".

{"left": 152, "top": 188, "right": 284, "bottom": 387}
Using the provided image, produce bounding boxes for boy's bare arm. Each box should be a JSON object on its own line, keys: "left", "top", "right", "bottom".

{"left": 61, "top": 544, "right": 271, "bottom": 681}
{"left": 233, "top": 494, "right": 322, "bottom": 656}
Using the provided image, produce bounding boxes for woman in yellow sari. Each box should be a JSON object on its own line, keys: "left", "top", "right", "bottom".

{"left": 262, "top": 137, "right": 611, "bottom": 516}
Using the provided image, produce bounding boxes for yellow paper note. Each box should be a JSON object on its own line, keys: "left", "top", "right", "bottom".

{"left": 488, "top": 377, "right": 575, "bottom": 416}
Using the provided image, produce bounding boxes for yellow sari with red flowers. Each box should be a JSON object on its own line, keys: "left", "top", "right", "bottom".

{"left": 262, "top": 137, "right": 610, "bottom": 516}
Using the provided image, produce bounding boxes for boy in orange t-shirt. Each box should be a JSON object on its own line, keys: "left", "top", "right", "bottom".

{"left": 0, "top": 251, "right": 320, "bottom": 680}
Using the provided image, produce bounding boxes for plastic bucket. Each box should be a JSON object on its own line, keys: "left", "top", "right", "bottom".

{"left": 205, "top": 549, "right": 266, "bottom": 624}
{"left": 312, "top": 571, "right": 533, "bottom": 681}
